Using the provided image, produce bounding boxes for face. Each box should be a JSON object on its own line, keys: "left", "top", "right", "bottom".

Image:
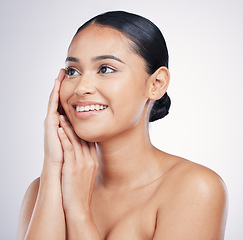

{"left": 60, "top": 24, "right": 150, "bottom": 142}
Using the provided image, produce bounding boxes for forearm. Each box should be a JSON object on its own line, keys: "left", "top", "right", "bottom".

{"left": 25, "top": 168, "right": 66, "bottom": 240}
{"left": 66, "top": 210, "right": 101, "bottom": 240}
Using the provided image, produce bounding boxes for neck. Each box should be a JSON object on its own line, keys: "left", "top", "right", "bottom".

{"left": 96, "top": 122, "right": 162, "bottom": 190}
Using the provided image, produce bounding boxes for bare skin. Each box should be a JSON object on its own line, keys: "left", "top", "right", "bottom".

{"left": 17, "top": 24, "right": 228, "bottom": 240}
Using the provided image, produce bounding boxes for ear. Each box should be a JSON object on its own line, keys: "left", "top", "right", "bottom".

{"left": 145, "top": 67, "right": 170, "bottom": 100}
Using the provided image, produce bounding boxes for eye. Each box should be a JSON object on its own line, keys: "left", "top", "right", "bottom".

{"left": 65, "top": 67, "right": 80, "bottom": 77}
{"left": 98, "top": 65, "right": 115, "bottom": 74}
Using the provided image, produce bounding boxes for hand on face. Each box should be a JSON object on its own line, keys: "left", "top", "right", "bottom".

{"left": 44, "top": 69, "right": 98, "bottom": 215}
{"left": 43, "top": 69, "right": 66, "bottom": 170}
{"left": 58, "top": 115, "right": 99, "bottom": 216}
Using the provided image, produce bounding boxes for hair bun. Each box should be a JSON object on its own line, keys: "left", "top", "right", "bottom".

{"left": 149, "top": 92, "right": 171, "bottom": 122}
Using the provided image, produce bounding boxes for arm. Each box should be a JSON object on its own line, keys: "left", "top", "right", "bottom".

{"left": 17, "top": 69, "right": 66, "bottom": 240}
{"left": 17, "top": 171, "right": 66, "bottom": 240}
{"left": 17, "top": 178, "right": 39, "bottom": 240}
{"left": 153, "top": 166, "right": 228, "bottom": 240}
{"left": 57, "top": 115, "right": 101, "bottom": 240}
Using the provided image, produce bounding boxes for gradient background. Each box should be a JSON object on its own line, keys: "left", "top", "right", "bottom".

{"left": 1, "top": 0, "right": 242, "bottom": 239}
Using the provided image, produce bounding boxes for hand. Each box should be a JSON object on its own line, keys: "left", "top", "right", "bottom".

{"left": 20, "top": 70, "right": 67, "bottom": 240}
{"left": 57, "top": 116, "right": 99, "bottom": 216}
{"left": 43, "top": 69, "right": 66, "bottom": 171}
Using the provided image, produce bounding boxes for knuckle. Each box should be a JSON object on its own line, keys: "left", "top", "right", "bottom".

{"left": 87, "top": 161, "right": 96, "bottom": 171}
{"left": 66, "top": 144, "right": 74, "bottom": 152}
{"left": 77, "top": 160, "right": 86, "bottom": 168}
{"left": 76, "top": 160, "right": 94, "bottom": 171}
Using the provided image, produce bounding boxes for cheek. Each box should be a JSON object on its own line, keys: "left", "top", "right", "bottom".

{"left": 109, "top": 81, "right": 147, "bottom": 125}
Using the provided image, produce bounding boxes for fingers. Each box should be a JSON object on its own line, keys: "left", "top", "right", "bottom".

{"left": 59, "top": 115, "right": 98, "bottom": 167}
{"left": 80, "top": 140, "right": 92, "bottom": 160}
{"left": 47, "top": 69, "right": 66, "bottom": 116}
{"left": 80, "top": 140, "right": 99, "bottom": 184}
{"left": 89, "top": 143, "right": 98, "bottom": 165}
{"left": 83, "top": 141, "right": 99, "bottom": 192}
{"left": 88, "top": 142, "right": 98, "bottom": 165}
{"left": 58, "top": 116, "right": 98, "bottom": 206}
{"left": 59, "top": 116, "right": 82, "bottom": 153}
{"left": 58, "top": 127, "right": 76, "bottom": 164}
{"left": 57, "top": 68, "right": 66, "bottom": 82}
{"left": 59, "top": 115, "right": 90, "bottom": 166}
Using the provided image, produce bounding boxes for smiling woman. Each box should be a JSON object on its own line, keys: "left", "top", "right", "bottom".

{"left": 17, "top": 11, "right": 228, "bottom": 240}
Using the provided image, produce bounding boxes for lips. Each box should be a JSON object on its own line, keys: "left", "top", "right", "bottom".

{"left": 71, "top": 101, "right": 108, "bottom": 119}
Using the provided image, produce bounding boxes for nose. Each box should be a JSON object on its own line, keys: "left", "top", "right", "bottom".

{"left": 74, "top": 74, "right": 96, "bottom": 96}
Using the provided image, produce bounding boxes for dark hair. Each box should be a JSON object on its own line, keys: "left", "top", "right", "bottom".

{"left": 75, "top": 11, "right": 171, "bottom": 122}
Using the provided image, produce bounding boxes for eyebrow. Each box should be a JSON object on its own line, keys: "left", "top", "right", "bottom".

{"left": 65, "top": 55, "right": 125, "bottom": 64}
{"left": 92, "top": 55, "right": 125, "bottom": 64}
{"left": 65, "top": 56, "right": 79, "bottom": 63}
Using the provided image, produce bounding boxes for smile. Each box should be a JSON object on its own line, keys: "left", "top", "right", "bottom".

{"left": 75, "top": 104, "right": 108, "bottom": 112}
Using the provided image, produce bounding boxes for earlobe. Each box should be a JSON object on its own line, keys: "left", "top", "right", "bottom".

{"left": 146, "top": 67, "right": 170, "bottom": 100}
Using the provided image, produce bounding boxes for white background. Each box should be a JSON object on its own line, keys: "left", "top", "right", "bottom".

{"left": 0, "top": 0, "right": 242, "bottom": 239}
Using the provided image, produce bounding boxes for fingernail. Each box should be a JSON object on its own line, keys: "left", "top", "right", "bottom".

{"left": 60, "top": 115, "right": 65, "bottom": 122}
{"left": 59, "top": 127, "right": 64, "bottom": 133}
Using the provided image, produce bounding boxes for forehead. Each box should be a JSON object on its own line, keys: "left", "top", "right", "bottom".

{"left": 68, "top": 24, "right": 134, "bottom": 57}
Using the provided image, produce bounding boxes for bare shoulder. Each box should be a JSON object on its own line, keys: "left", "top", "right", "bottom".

{"left": 17, "top": 178, "right": 40, "bottom": 239}
{"left": 153, "top": 153, "right": 228, "bottom": 239}
{"left": 162, "top": 155, "right": 227, "bottom": 199}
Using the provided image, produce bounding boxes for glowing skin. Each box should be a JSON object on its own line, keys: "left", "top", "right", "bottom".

{"left": 17, "top": 23, "right": 227, "bottom": 240}
{"left": 60, "top": 24, "right": 151, "bottom": 143}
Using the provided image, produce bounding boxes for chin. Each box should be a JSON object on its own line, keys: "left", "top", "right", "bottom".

{"left": 73, "top": 127, "right": 108, "bottom": 143}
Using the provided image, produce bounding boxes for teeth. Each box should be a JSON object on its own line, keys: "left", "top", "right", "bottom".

{"left": 76, "top": 104, "right": 107, "bottom": 112}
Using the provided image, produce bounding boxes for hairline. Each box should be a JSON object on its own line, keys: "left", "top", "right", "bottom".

{"left": 73, "top": 21, "right": 150, "bottom": 74}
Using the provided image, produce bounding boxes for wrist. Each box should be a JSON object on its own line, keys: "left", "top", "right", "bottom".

{"left": 42, "top": 159, "right": 62, "bottom": 176}
{"left": 40, "top": 166, "right": 62, "bottom": 186}
{"left": 65, "top": 208, "right": 101, "bottom": 240}
{"left": 39, "top": 168, "right": 63, "bottom": 203}
{"left": 65, "top": 207, "right": 92, "bottom": 222}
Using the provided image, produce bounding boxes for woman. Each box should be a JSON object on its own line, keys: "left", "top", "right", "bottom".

{"left": 17, "top": 11, "right": 228, "bottom": 239}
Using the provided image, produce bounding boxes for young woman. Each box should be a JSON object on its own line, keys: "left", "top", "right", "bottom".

{"left": 17, "top": 11, "right": 228, "bottom": 240}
